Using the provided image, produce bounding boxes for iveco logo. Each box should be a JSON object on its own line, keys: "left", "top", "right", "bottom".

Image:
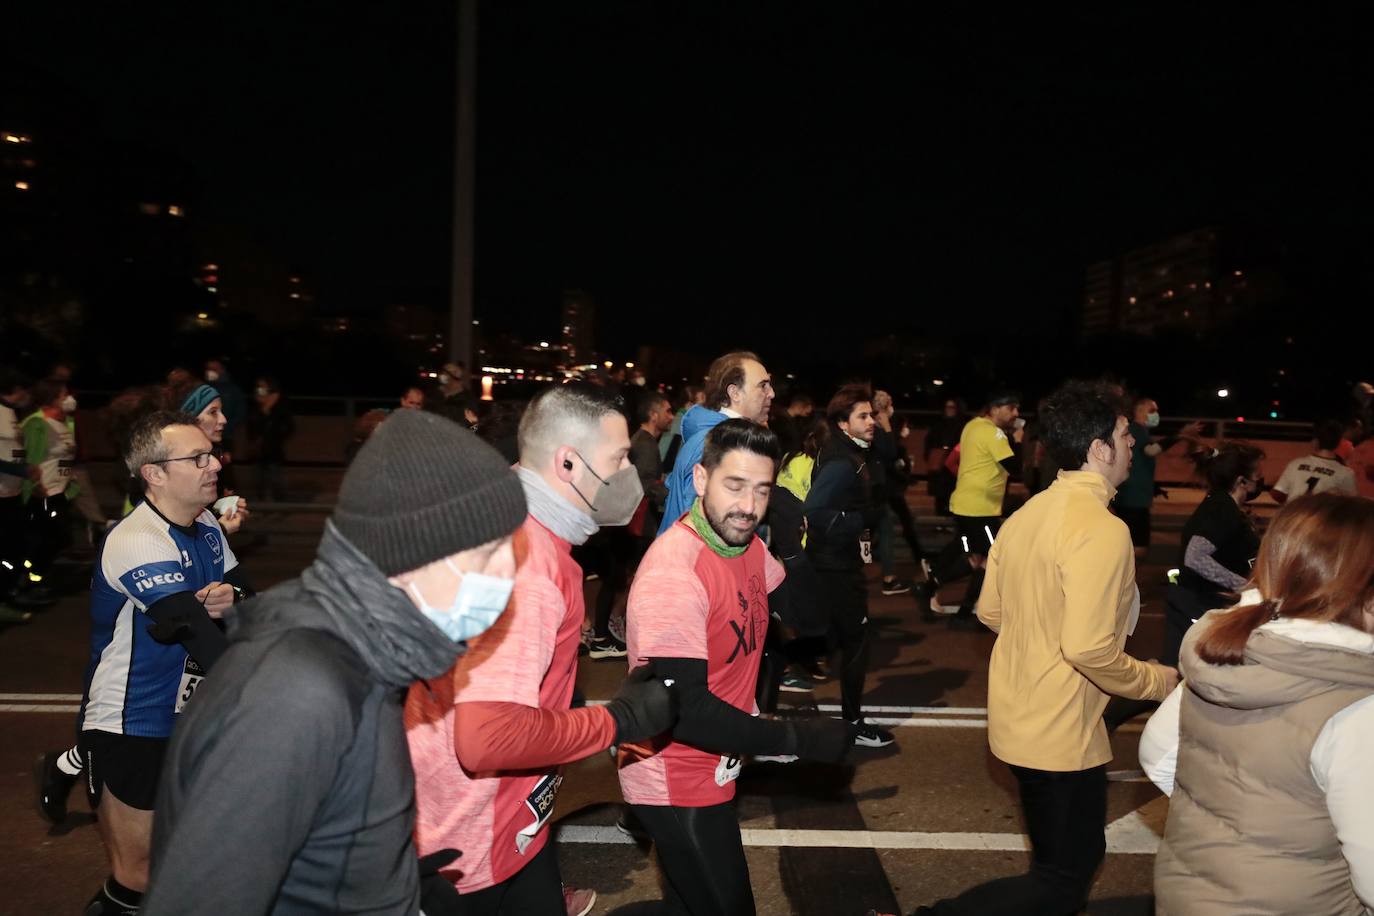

{"left": 135, "top": 571, "right": 186, "bottom": 593}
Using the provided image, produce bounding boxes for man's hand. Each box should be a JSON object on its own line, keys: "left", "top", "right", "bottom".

{"left": 1180, "top": 421, "right": 1205, "bottom": 439}
{"left": 219, "top": 498, "right": 250, "bottom": 535}
{"left": 1147, "top": 660, "right": 1181, "bottom": 696}
{"left": 788, "top": 717, "right": 853, "bottom": 763}
{"left": 195, "top": 582, "right": 235, "bottom": 619}
{"left": 605, "top": 662, "right": 679, "bottom": 743}
{"left": 1012, "top": 426, "right": 1025, "bottom": 444}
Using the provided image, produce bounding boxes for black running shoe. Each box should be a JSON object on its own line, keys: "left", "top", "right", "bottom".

{"left": 880, "top": 577, "right": 913, "bottom": 596}
{"left": 850, "top": 720, "right": 896, "bottom": 748}
{"left": 588, "top": 634, "right": 628, "bottom": 659}
{"left": 34, "top": 750, "right": 77, "bottom": 824}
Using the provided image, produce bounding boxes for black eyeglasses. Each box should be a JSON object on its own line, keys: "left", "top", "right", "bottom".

{"left": 151, "top": 452, "right": 216, "bottom": 469}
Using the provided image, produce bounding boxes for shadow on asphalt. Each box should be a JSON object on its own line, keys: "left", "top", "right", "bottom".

{"left": 870, "top": 666, "right": 971, "bottom": 708}
{"left": 47, "top": 812, "right": 97, "bottom": 837}
{"left": 1089, "top": 895, "right": 1153, "bottom": 915}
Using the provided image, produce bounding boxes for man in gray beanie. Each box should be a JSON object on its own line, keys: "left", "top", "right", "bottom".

{"left": 408, "top": 383, "right": 678, "bottom": 912}
{"left": 143, "top": 410, "right": 531, "bottom": 915}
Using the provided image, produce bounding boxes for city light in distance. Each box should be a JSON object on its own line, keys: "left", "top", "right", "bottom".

{"left": 14, "top": 180, "right": 29, "bottom": 190}
{"left": 3, "top": 132, "right": 30, "bottom": 144}
{"left": 932, "top": 379, "right": 945, "bottom": 386}
{"left": 603, "top": 360, "right": 613, "bottom": 368}
{"left": 197, "top": 312, "right": 209, "bottom": 319}
{"left": 625, "top": 362, "right": 635, "bottom": 369}
{"left": 1216, "top": 388, "right": 1230, "bottom": 398}
{"left": 167, "top": 204, "right": 184, "bottom": 217}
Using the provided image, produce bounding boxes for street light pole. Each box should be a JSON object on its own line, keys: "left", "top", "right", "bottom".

{"left": 449, "top": 0, "right": 477, "bottom": 368}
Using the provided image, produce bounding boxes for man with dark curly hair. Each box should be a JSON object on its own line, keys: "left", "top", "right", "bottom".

{"left": 913, "top": 381, "right": 1178, "bottom": 915}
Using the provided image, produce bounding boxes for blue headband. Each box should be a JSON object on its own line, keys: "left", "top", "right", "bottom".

{"left": 180, "top": 384, "right": 220, "bottom": 417}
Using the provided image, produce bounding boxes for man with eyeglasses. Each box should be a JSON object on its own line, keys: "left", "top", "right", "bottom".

{"left": 79, "top": 410, "right": 249, "bottom": 915}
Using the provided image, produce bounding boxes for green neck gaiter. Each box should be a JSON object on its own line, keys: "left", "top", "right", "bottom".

{"left": 688, "top": 497, "right": 747, "bottom": 558}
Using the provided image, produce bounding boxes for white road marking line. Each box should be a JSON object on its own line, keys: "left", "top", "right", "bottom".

{"left": 815, "top": 705, "right": 987, "bottom": 715}
{"left": 555, "top": 819, "right": 1159, "bottom": 854}
{"left": 0, "top": 704, "right": 80, "bottom": 713}
{"left": 0, "top": 693, "right": 82, "bottom": 701}
{"left": 866, "top": 718, "right": 987, "bottom": 728}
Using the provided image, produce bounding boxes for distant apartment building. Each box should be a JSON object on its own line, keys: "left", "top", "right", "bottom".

{"left": 1082, "top": 227, "right": 1266, "bottom": 337}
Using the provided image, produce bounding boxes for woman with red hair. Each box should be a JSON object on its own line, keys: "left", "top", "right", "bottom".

{"left": 1143, "top": 494, "right": 1374, "bottom": 915}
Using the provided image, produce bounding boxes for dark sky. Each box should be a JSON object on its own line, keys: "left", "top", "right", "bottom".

{"left": 8, "top": 4, "right": 1372, "bottom": 361}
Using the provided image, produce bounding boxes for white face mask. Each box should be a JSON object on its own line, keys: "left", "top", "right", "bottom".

{"left": 1145, "top": 412, "right": 1161, "bottom": 428}
{"left": 406, "top": 561, "right": 515, "bottom": 644}
{"left": 205, "top": 370, "right": 221, "bottom": 382}
{"left": 255, "top": 386, "right": 270, "bottom": 398}
{"left": 438, "top": 373, "right": 452, "bottom": 386}
{"left": 61, "top": 395, "right": 78, "bottom": 414}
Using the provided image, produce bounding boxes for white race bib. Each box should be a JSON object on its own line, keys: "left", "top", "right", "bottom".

{"left": 516, "top": 772, "right": 563, "bottom": 854}
{"left": 175, "top": 657, "right": 205, "bottom": 714}
{"left": 714, "top": 753, "right": 743, "bottom": 786}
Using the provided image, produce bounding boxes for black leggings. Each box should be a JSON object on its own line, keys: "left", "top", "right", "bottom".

{"left": 631, "top": 802, "right": 754, "bottom": 916}
{"left": 816, "top": 567, "right": 870, "bottom": 722}
{"left": 452, "top": 840, "right": 563, "bottom": 915}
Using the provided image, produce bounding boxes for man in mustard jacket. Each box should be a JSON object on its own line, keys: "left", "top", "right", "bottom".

{"left": 917, "top": 381, "right": 1179, "bottom": 915}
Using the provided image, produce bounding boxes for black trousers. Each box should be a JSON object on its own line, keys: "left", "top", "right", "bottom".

{"left": 631, "top": 802, "right": 754, "bottom": 916}
{"left": 816, "top": 566, "right": 869, "bottom": 722}
{"left": 25, "top": 492, "right": 69, "bottom": 585}
{"left": 452, "top": 840, "right": 563, "bottom": 915}
{"left": 924, "top": 764, "right": 1107, "bottom": 915}
{"left": 886, "top": 490, "right": 925, "bottom": 560}
{"left": 0, "top": 495, "right": 23, "bottom": 596}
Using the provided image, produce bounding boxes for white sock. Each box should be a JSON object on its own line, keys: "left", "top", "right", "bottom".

{"left": 58, "top": 746, "right": 84, "bottom": 776}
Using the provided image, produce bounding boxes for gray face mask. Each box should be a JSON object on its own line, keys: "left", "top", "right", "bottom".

{"left": 569, "top": 451, "right": 644, "bottom": 527}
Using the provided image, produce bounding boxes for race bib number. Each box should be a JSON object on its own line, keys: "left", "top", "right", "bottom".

{"left": 175, "top": 657, "right": 205, "bottom": 714}
{"left": 714, "top": 753, "right": 743, "bottom": 787}
{"left": 858, "top": 532, "right": 873, "bottom": 565}
{"left": 57, "top": 460, "right": 76, "bottom": 477}
{"left": 516, "top": 773, "right": 563, "bottom": 854}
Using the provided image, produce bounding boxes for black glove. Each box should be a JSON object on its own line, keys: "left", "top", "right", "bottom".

{"left": 604, "top": 661, "right": 679, "bottom": 743}
{"left": 786, "top": 717, "right": 854, "bottom": 763}
{"left": 418, "top": 848, "right": 462, "bottom": 916}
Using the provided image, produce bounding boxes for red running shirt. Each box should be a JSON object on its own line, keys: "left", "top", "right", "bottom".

{"left": 406, "top": 516, "right": 586, "bottom": 894}
{"left": 617, "top": 519, "right": 784, "bottom": 807}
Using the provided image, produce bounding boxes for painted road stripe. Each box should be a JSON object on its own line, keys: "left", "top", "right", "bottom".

{"left": 0, "top": 695, "right": 1144, "bottom": 732}
{"left": 556, "top": 821, "right": 1159, "bottom": 854}
{"left": 0, "top": 693, "right": 82, "bottom": 701}
{"left": 815, "top": 704, "right": 987, "bottom": 715}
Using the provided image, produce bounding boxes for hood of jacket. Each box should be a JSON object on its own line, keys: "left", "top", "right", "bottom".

{"left": 1185, "top": 601, "right": 1374, "bottom": 713}
{"left": 227, "top": 519, "right": 464, "bottom": 690}
{"left": 681, "top": 404, "right": 728, "bottom": 442}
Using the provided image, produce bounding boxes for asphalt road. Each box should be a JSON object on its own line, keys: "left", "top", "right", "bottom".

{"left": 0, "top": 483, "right": 1264, "bottom": 915}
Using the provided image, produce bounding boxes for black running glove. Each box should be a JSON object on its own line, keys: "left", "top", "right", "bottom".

{"left": 604, "top": 661, "right": 679, "bottom": 743}
{"left": 418, "top": 849, "right": 462, "bottom": 915}
{"left": 787, "top": 717, "right": 856, "bottom": 763}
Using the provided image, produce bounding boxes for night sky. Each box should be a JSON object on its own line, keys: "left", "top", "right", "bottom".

{"left": 8, "top": 4, "right": 1373, "bottom": 364}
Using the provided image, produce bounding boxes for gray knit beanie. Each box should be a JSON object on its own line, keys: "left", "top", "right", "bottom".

{"left": 333, "top": 409, "right": 527, "bottom": 576}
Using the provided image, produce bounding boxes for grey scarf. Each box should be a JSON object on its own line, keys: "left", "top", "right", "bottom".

{"left": 300, "top": 519, "right": 463, "bottom": 689}
{"left": 517, "top": 466, "right": 598, "bottom": 545}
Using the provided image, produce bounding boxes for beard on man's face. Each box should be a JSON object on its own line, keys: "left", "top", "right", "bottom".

{"left": 705, "top": 498, "right": 759, "bottom": 547}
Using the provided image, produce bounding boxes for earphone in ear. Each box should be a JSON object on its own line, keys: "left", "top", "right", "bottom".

{"left": 563, "top": 458, "right": 574, "bottom": 470}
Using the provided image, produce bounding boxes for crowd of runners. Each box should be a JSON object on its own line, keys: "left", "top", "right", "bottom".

{"left": 3, "top": 355, "right": 1373, "bottom": 915}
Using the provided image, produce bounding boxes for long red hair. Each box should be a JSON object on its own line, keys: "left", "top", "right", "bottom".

{"left": 1195, "top": 494, "right": 1374, "bottom": 665}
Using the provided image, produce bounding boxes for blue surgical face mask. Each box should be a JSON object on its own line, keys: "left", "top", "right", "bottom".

{"left": 405, "top": 562, "right": 515, "bottom": 644}
{"left": 1145, "top": 412, "right": 1161, "bottom": 428}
